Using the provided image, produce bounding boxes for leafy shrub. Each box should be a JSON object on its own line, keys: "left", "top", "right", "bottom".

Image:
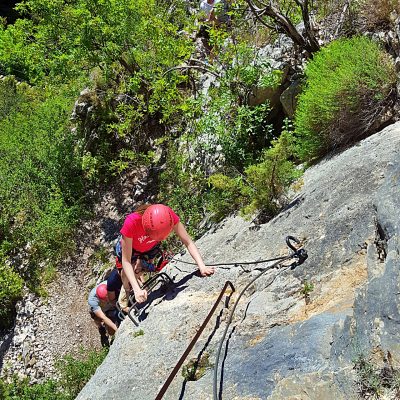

{"left": 0, "top": 376, "right": 67, "bottom": 400}
{"left": 208, "top": 173, "right": 249, "bottom": 220}
{"left": 1, "top": 0, "right": 195, "bottom": 148}
{"left": 354, "top": 352, "right": 400, "bottom": 398}
{"left": 208, "top": 123, "right": 300, "bottom": 219}
{"left": 56, "top": 347, "right": 109, "bottom": 398}
{"left": 295, "top": 36, "right": 396, "bottom": 161}
{"left": 243, "top": 129, "right": 300, "bottom": 216}
{"left": 159, "top": 141, "right": 209, "bottom": 239}
{"left": 0, "top": 83, "right": 86, "bottom": 315}
{"left": 0, "top": 19, "right": 46, "bottom": 83}
{"left": 182, "top": 353, "right": 211, "bottom": 381}
{"left": 0, "top": 262, "right": 23, "bottom": 329}
{"left": 224, "top": 102, "right": 274, "bottom": 169}
{"left": 0, "top": 85, "right": 83, "bottom": 264}
{"left": 0, "top": 347, "right": 108, "bottom": 400}
{"left": 108, "top": 149, "right": 155, "bottom": 176}
{"left": 0, "top": 76, "right": 28, "bottom": 119}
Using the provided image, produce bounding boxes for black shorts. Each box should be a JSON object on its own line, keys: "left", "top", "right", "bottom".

{"left": 90, "top": 308, "right": 118, "bottom": 322}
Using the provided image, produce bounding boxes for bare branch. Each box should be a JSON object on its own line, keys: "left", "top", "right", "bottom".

{"left": 244, "top": 0, "right": 284, "bottom": 32}
{"left": 300, "top": 0, "right": 320, "bottom": 53}
{"left": 244, "top": 0, "right": 320, "bottom": 56}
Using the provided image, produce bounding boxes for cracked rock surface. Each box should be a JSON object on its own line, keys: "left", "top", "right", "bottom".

{"left": 77, "top": 122, "right": 400, "bottom": 400}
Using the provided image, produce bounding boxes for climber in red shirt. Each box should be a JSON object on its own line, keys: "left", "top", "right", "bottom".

{"left": 117, "top": 204, "right": 214, "bottom": 303}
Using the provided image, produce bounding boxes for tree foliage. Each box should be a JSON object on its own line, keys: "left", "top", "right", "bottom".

{"left": 0, "top": 0, "right": 198, "bottom": 181}
{"left": 0, "top": 81, "right": 83, "bottom": 261}
{"left": 0, "top": 261, "right": 23, "bottom": 329}
{"left": 0, "top": 78, "right": 84, "bottom": 324}
{"left": 208, "top": 120, "right": 301, "bottom": 219}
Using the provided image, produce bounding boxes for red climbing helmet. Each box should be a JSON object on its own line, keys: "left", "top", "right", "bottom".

{"left": 142, "top": 204, "right": 175, "bottom": 241}
{"left": 96, "top": 283, "right": 108, "bottom": 300}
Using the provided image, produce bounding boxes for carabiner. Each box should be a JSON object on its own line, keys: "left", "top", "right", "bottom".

{"left": 286, "top": 235, "right": 301, "bottom": 252}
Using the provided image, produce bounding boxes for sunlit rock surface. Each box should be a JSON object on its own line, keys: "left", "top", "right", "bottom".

{"left": 78, "top": 122, "right": 400, "bottom": 400}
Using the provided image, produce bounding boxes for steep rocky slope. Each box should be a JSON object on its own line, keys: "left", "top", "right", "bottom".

{"left": 77, "top": 122, "right": 400, "bottom": 399}
{"left": 0, "top": 168, "right": 156, "bottom": 381}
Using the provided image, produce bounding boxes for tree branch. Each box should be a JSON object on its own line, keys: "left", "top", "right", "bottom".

{"left": 244, "top": 0, "right": 320, "bottom": 56}
{"left": 299, "top": 0, "right": 320, "bottom": 53}
{"left": 244, "top": 0, "right": 282, "bottom": 32}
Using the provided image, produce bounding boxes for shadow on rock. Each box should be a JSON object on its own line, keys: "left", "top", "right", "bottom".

{"left": 137, "top": 271, "right": 199, "bottom": 323}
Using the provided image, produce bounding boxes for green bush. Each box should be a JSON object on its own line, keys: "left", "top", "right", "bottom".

{"left": 0, "top": 76, "right": 28, "bottom": 119}
{"left": 208, "top": 173, "right": 249, "bottom": 220}
{"left": 243, "top": 128, "right": 300, "bottom": 216}
{"left": 0, "top": 262, "right": 23, "bottom": 329}
{"left": 354, "top": 352, "right": 400, "bottom": 398}
{"left": 159, "top": 141, "right": 209, "bottom": 239}
{"left": 0, "top": 377, "right": 67, "bottom": 400}
{"left": 0, "top": 82, "right": 86, "bottom": 318}
{"left": 208, "top": 123, "right": 300, "bottom": 219}
{"left": 0, "top": 347, "right": 108, "bottom": 400}
{"left": 56, "top": 347, "right": 109, "bottom": 398}
{"left": 0, "top": 0, "right": 195, "bottom": 158}
{"left": 295, "top": 36, "right": 396, "bottom": 161}
{"left": 0, "top": 85, "right": 83, "bottom": 264}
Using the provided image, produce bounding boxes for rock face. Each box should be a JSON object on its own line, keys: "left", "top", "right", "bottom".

{"left": 280, "top": 79, "right": 302, "bottom": 118}
{"left": 76, "top": 121, "right": 400, "bottom": 400}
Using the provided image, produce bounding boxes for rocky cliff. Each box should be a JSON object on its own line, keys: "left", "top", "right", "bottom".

{"left": 77, "top": 122, "right": 400, "bottom": 400}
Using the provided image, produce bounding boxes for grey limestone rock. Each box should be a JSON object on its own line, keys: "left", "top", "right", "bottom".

{"left": 78, "top": 122, "right": 400, "bottom": 400}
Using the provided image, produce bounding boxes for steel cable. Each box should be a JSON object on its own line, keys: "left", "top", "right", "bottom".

{"left": 213, "top": 256, "right": 293, "bottom": 400}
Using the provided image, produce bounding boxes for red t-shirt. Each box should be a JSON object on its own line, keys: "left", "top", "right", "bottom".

{"left": 120, "top": 207, "right": 180, "bottom": 253}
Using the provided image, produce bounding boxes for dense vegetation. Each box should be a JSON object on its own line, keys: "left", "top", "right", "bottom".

{"left": 295, "top": 36, "right": 396, "bottom": 160}
{"left": 0, "top": 0, "right": 398, "bottom": 356}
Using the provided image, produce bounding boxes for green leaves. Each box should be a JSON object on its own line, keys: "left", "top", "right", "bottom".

{"left": 0, "top": 82, "right": 83, "bottom": 263}
{"left": 0, "top": 347, "right": 108, "bottom": 400}
{"left": 56, "top": 347, "right": 109, "bottom": 398}
{"left": 208, "top": 123, "right": 300, "bottom": 219}
{"left": 0, "top": 376, "right": 67, "bottom": 400}
{"left": 1, "top": 0, "right": 195, "bottom": 87}
{"left": 0, "top": 262, "right": 23, "bottom": 329}
{"left": 295, "top": 36, "right": 396, "bottom": 161}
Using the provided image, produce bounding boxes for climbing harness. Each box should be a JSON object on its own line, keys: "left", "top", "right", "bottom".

{"left": 115, "top": 250, "right": 175, "bottom": 324}
{"left": 116, "top": 271, "right": 173, "bottom": 326}
{"left": 153, "top": 236, "right": 307, "bottom": 399}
